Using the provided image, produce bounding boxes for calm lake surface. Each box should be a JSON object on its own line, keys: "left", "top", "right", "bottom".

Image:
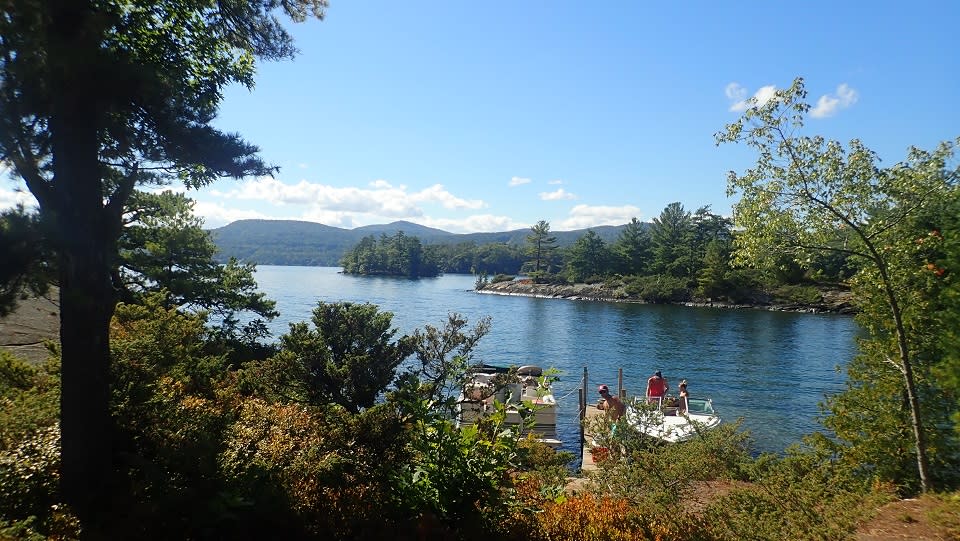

{"left": 252, "top": 266, "right": 858, "bottom": 456}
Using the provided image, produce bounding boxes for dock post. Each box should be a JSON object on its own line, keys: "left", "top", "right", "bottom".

{"left": 580, "top": 367, "right": 587, "bottom": 469}
{"left": 618, "top": 367, "right": 624, "bottom": 398}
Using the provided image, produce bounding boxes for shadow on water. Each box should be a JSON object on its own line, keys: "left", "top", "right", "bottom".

{"left": 251, "top": 266, "right": 858, "bottom": 455}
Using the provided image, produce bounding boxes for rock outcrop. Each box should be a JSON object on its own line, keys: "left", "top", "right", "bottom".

{"left": 0, "top": 290, "right": 59, "bottom": 364}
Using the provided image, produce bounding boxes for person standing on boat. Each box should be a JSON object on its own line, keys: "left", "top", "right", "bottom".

{"left": 597, "top": 385, "right": 626, "bottom": 420}
{"left": 646, "top": 370, "right": 668, "bottom": 399}
{"left": 677, "top": 379, "right": 689, "bottom": 413}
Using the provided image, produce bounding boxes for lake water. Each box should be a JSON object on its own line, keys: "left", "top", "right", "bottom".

{"left": 252, "top": 266, "right": 858, "bottom": 456}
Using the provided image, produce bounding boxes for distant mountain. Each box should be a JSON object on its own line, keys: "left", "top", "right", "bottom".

{"left": 209, "top": 219, "right": 629, "bottom": 266}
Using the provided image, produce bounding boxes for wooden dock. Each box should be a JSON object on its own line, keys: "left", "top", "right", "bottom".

{"left": 578, "top": 367, "right": 627, "bottom": 472}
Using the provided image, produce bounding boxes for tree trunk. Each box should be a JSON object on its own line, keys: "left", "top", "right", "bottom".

{"left": 882, "top": 265, "right": 932, "bottom": 492}
{"left": 47, "top": 0, "right": 119, "bottom": 531}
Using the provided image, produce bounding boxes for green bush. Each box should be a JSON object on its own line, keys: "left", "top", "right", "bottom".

{"left": 623, "top": 274, "right": 692, "bottom": 303}
{"left": 772, "top": 284, "right": 822, "bottom": 305}
{"left": 490, "top": 273, "right": 514, "bottom": 284}
{"left": 700, "top": 446, "right": 895, "bottom": 540}
{"left": 0, "top": 352, "right": 59, "bottom": 451}
{"left": 0, "top": 425, "right": 61, "bottom": 526}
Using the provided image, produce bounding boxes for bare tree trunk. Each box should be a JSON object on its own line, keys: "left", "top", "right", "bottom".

{"left": 882, "top": 266, "right": 932, "bottom": 492}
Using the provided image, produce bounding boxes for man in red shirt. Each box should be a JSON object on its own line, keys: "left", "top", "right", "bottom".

{"left": 646, "top": 370, "right": 668, "bottom": 399}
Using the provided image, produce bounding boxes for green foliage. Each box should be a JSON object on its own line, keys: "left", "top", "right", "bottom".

{"left": 391, "top": 395, "right": 523, "bottom": 531}
{"left": 1, "top": 0, "right": 327, "bottom": 525}
{"left": 588, "top": 410, "right": 752, "bottom": 511}
{"left": 716, "top": 75, "right": 960, "bottom": 492}
{"left": 340, "top": 232, "right": 442, "bottom": 277}
{"left": 0, "top": 208, "right": 53, "bottom": 317}
{"left": 613, "top": 217, "right": 652, "bottom": 276}
{"left": 0, "top": 352, "right": 59, "bottom": 451}
{"left": 770, "top": 284, "right": 822, "bottom": 305}
{"left": 119, "top": 190, "right": 278, "bottom": 347}
{"left": 623, "top": 274, "right": 692, "bottom": 303}
{"left": 0, "top": 353, "right": 62, "bottom": 529}
{"left": 406, "top": 313, "right": 491, "bottom": 404}
{"left": 565, "top": 230, "right": 611, "bottom": 283}
{"left": 524, "top": 220, "right": 558, "bottom": 274}
{"left": 267, "top": 302, "right": 414, "bottom": 412}
{"left": 0, "top": 426, "right": 61, "bottom": 528}
{"left": 701, "top": 447, "right": 895, "bottom": 540}
{"left": 650, "top": 202, "right": 695, "bottom": 278}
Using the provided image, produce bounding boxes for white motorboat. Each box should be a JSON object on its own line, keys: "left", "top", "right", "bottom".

{"left": 456, "top": 364, "right": 561, "bottom": 448}
{"left": 624, "top": 395, "right": 721, "bottom": 443}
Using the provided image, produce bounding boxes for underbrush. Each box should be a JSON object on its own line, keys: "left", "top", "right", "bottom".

{"left": 0, "top": 304, "right": 937, "bottom": 540}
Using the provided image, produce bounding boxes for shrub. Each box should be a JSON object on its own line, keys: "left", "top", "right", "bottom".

{"left": 0, "top": 425, "right": 61, "bottom": 525}
{"left": 623, "top": 274, "right": 691, "bottom": 303}
{"left": 491, "top": 273, "right": 514, "bottom": 284}
{"left": 531, "top": 493, "right": 695, "bottom": 541}
{"left": 0, "top": 352, "right": 59, "bottom": 452}
{"left": 699, "top": 446, "right": 895, "bottom": 540}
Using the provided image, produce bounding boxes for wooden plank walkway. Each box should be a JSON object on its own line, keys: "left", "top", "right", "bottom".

{"left": 581, "top": 401, "right": 605, "bottom": 471}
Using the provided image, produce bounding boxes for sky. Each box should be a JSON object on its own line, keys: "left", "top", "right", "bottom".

{"left": 2, "top": 1, "right": 959, "bottom": 233}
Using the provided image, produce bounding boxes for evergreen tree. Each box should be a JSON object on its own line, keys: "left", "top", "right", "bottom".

{"left": 0, "top": 0, "right": 326, "bottom": 524}
{"left": 612, "top": 217, "right": 651, "bottom": 276}
{"left": 525, "top": 220, "right": 557, "bottom": 275}
{"left": 272, "top": 302, "right": 414, "bottom": 413}
{"left": 650, "top": 203, "right": 694, "bottom": 278}
{"left": 565, "top": 230, "right": 611, "bottom": 282}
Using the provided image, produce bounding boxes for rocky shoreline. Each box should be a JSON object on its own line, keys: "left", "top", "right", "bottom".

{"left": 476, "top": 280, "right": 856, "bottom": 315}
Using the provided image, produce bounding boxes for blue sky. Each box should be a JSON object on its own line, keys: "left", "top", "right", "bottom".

{"left": 2, "top": 1, "right": 958, "bottom": 232}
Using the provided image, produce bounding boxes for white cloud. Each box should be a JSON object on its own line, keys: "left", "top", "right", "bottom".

{"left": 810, "top": 83, "right": 859, "bottom": 118}
{"left": 547, "top": 179, "right": 564, "bottom": 185}
{"left": 539, "top": 188, "right": 577, "bottom": 201}
{"left": 192, "top": 201, "right": 271, "bottom": 228}
{"left": 725, "top": 82, "right": 747, "bottom": 102}
{"left": 203, "top": 176, "right": 487, "bottom": 228}
{"left": 556, "top": 204, "right": 641, "bottom": 230}
{"left": 411, "top": 183, "right": 486, "bottom": 210}
{"left": 416, "top": 214, "right": 528, "bottom": 234}
{"left": 509, "top": 176, "right": 531, "bottom": 187}
{"left": 728, "top": 83, "right": 778, "bottom": 112}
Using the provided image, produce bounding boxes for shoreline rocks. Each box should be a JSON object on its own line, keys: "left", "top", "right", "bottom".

{"left": 477, "top": 280, "right": 856, "bottom": 315}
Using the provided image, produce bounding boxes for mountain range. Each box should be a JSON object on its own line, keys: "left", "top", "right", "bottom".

{"left": 209, "top": 219, "right": 628, "bottom": 266}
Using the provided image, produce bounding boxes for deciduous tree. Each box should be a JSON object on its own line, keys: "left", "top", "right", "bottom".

{"left": 716, "top": 76, "right": 959, "bottom": 492}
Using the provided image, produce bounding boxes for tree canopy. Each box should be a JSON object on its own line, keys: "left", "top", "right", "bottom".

{"left": 0, "top": 0, "right": 325, "bottom": 527}
{"left": 716, "top": 76, "right": 959, "bottom": 492}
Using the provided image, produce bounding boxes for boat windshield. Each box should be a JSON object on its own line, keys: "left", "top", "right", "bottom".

{"left": 685, "top": 398, "right": 715, "bottom": 415}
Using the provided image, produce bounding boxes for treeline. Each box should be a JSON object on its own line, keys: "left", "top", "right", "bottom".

{"left": 343, "top": 203, "right": 848, "bottom": 306}
{"left": 498, "top": 203, "right": 848, "bottom": 305}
